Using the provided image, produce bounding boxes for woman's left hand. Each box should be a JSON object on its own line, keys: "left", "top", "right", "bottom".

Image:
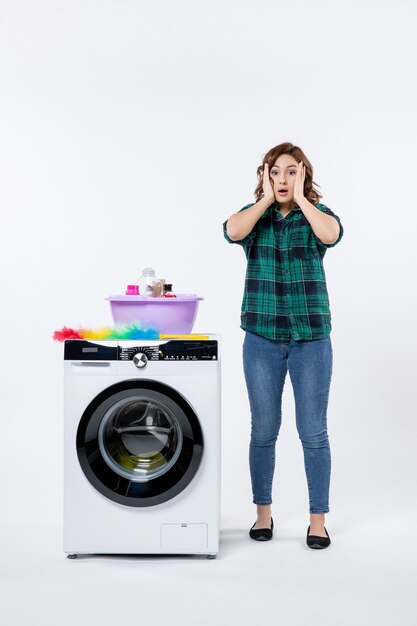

{"left": 293, "top": 161, "right": 306, "bottom": 205}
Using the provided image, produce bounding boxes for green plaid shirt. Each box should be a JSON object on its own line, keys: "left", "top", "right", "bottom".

{"left": 223, "top": 201, "right": 344, "bottom": 340}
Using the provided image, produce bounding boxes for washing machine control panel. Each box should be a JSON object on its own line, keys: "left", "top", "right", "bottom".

{"left": 64, "top": 340, "right": 218, "bottom": 361}
{"left": 119, "top": 340, "right": 218, "bottom": 361}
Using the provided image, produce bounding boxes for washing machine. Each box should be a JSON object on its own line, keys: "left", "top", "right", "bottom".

{"left": 64, "top": 335, "right": 221, "bottom": 558}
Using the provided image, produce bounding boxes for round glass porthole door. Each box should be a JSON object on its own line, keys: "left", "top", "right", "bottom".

{"left": 98, "top": 396, "right": 183, "bottom": 482}
{"left": 76, "top": 380, "right": 203, "bottom": 507}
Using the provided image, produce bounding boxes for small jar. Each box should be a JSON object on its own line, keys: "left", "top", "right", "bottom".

{"left": 164, "top": 283, "right": 176, "bottom": 298}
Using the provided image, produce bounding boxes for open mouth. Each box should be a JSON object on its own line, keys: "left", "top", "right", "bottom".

{"left": 278, "top": 190, "right": 288, "bottom": 195}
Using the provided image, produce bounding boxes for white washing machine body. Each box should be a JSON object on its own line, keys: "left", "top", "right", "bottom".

{"left": 64, "top": 335, "right": 221, "bottom": 557}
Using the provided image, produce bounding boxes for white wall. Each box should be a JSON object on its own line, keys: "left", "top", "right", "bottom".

{"left": 0, "top": 0, "right": 415, "bottom": 533}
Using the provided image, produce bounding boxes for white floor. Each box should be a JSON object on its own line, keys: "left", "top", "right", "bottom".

{"left": 1, "top": 511, "right": 415, "bottom": 626}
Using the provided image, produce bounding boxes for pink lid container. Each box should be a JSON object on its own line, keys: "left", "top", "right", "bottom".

{"left": 106, "top": 294, "right": 204, "bottom": 334}
{"left": 125, "top": 285, "right": 139, "bottom": 295}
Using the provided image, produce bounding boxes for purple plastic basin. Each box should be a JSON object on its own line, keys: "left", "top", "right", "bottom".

{"left": 106, "top": 294, "right": 204, "bottom": 334}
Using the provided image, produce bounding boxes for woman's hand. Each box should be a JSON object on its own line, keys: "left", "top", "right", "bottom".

{"left": 293, "top": 161, "right": 306, "bottom": 205}
{"left": 262, "top": 163, "right": 275, "bottom": 204}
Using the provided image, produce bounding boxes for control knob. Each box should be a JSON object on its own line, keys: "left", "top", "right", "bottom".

{"left": 133, "top": 352, "right": 148, "bottom": 368}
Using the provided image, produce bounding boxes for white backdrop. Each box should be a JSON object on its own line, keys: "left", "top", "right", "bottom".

{"left": 0, "top": 0, "right": 416, "bottom": 619}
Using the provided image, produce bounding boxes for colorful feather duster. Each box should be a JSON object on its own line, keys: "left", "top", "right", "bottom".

{"left": 53, "top": 326, "right": 83, "bottom": 341}
{"left": 53, "top": 321, "right": 159, "bottom": 341}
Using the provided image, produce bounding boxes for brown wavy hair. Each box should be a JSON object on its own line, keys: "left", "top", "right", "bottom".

{"left": 254, "top": 142, "right": 322, "bottom": 205}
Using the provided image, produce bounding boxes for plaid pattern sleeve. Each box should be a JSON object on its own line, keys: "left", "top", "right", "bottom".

{"left": 311, "top": 203, "right": 344, "bottom": 249}
{"left": 223, "top": 201, "right": 344, "bottom": 341}
{"left": 222, "top": 203, "right": 257, "bottom": 248}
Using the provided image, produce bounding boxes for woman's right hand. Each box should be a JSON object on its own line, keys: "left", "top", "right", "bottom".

{"left": 262, "top": 163, "right": 275, "bottom": 204}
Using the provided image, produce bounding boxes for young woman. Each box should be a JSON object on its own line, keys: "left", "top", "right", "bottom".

{"left": 223, "top": 142, "right": 344, "bottom": 549}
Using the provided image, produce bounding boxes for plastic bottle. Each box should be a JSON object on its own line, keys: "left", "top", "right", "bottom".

{"left": 137, "top": 268, "right": 163, "bottom": 297}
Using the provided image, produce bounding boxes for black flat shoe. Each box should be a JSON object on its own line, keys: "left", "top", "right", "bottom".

{"left": 306, "top": 525, "right": 331, "bottom": 549}
{"left": 249, "top": 517, "right": 274, "bottom": 541}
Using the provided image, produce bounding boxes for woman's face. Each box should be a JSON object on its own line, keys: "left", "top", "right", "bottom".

{"left": 269, "top": 154, "right": 299, "bottom": 205}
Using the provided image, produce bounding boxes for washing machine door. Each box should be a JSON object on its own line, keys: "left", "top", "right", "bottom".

{"left": 76, "top": 379, "right": 203, "bottom": 507}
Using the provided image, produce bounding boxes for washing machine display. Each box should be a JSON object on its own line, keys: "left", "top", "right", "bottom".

{"left": 77, "top": 379, "right": 203, "bottom": 507}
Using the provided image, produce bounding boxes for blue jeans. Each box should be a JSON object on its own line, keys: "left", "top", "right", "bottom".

{"left": 242, "top": 330, "right": 333, "bottom": 514}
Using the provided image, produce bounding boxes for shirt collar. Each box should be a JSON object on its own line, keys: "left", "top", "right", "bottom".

{"left": 271, "top": 201, "right": 302, "bottom": 217}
